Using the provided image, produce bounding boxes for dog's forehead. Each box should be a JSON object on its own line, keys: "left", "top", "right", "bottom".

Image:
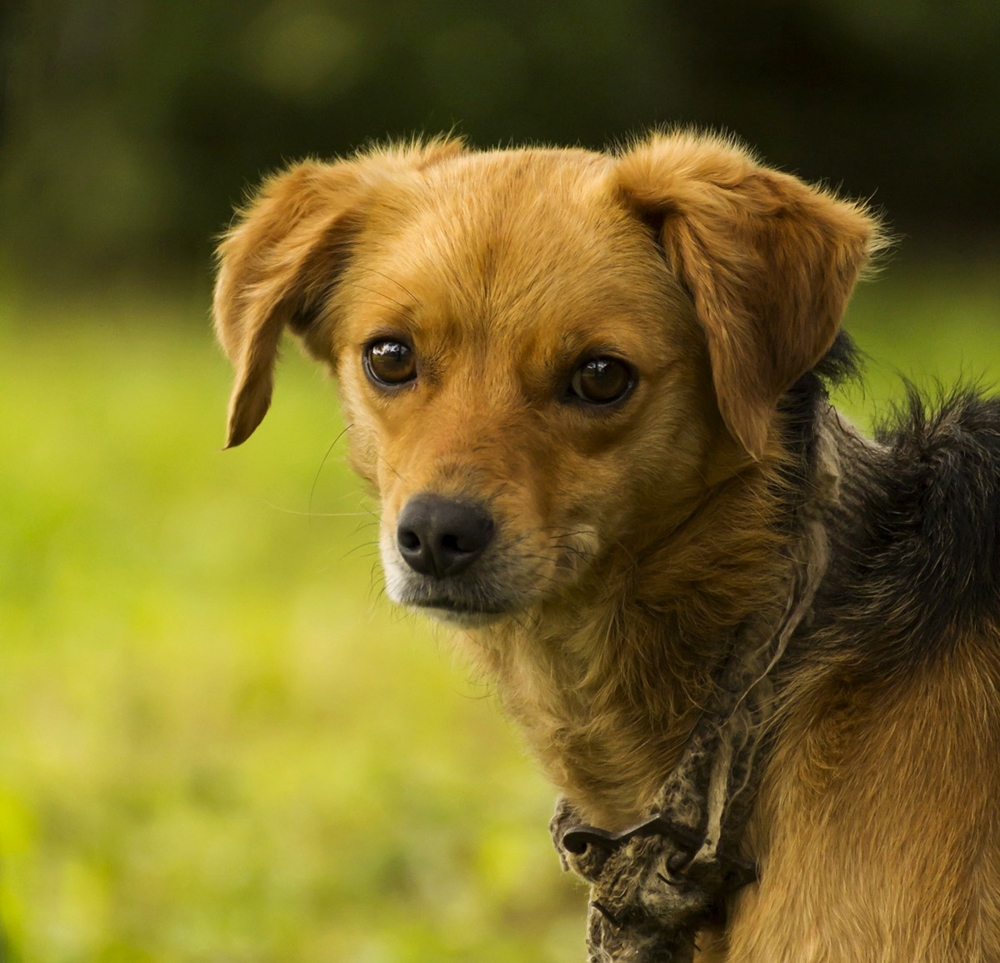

{"left": 346, "top": 149, "right": 679, "bottom": 358}
{"left": 405, "top": 149, "right": 634, "bottom": 277}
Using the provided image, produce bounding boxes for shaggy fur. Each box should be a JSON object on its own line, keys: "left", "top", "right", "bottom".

{"left": 213, "top": 131, "right": 1000, "bottom": 961}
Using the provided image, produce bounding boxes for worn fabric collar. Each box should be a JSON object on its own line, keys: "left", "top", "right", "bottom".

{"left": 549, "top": 405, "right": 846, "bottom": 963}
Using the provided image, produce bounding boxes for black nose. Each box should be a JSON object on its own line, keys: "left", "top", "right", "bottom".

{"left": 396, "top": 495, "right": 495, "bottom": 578}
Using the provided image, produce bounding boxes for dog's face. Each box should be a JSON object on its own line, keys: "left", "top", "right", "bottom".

{"left": 214, "top": 134, "right": 879, "bottom": 626}
{"left": 331, "top": 151, "right": 722, "bottom": 623}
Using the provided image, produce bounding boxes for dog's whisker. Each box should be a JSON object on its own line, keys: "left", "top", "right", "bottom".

{"left": 340, "top": 539, "right": 379, "bottom": 562}
{"left": 355, "top": 266, "right": 420, "bottom": 305}
{"left": 340, "top": 280, "right": 412, "bottom": 314}
{"left": 336, "top": 296, "right": 412, "bottom": 322}
{"left": 348, "top": 516, "right": 379, "bottom": 537}
{"left": 374, "top": 452, "right": 410, "bottom": 485}
{"left": 261, "top": 501, "right": 371, "bottom": 519}
{"left": 306, "top": 424, "right": 354, "bottom": 517}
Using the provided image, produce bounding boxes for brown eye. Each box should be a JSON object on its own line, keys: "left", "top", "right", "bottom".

{"left": 569, "top": 357, "right": 635, "bottom": 405}
{"left": 364, "top": 339, "right": 416, "bottom": 387}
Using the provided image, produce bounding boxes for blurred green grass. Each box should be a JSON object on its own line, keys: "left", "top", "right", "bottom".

{"left": 0, "top": 263, "right": 997, "bottom": 962}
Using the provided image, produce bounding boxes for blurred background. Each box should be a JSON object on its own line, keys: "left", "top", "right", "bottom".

{"left": 0, "top": 1, "right": 998, "bottom": 961}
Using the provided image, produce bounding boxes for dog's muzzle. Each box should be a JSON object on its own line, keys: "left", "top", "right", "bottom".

{"left": 396, "top": 494, "right": 495, "bottom": 578}
{"left": 386, "top": 492, "right": 582, "bottom": 621}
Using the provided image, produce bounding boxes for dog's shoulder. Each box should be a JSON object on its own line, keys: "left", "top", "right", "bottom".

{"left": 808, "top": 386, "right": 1000, "bottom": 672}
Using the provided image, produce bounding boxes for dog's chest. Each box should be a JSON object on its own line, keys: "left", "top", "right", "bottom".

{"left": 478, "top": 626, "right": 696, "bottom": 828}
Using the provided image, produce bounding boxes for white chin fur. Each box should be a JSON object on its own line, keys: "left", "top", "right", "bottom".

{"left": 379, "top": 534, "right": 411, "bottom": 606}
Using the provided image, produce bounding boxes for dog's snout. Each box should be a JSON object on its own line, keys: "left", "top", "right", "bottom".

{"left": 396, "top": 495, "right": 495, "bottom": 578}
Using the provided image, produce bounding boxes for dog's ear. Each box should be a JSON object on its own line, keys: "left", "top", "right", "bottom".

{"left": 213, "top": 137, "right": 464, "bottom": 448}
{"left": 617, "top": 132, "right": 884, "bottom": 460}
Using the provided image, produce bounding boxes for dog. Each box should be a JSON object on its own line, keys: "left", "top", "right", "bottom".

{"left": 213, "top": 131, "right": 1000, "bottom": 961}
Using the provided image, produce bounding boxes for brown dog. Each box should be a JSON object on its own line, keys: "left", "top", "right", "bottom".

{"left": 214, "top": 132, "right": 1000, "bottom": 961}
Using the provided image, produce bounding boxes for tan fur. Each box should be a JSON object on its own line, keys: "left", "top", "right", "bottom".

{"left": 214, "top": 131, "right": 999, "bottom": 961}
{"left": 728, "top": 634, "right": 1000, "bottom": 962}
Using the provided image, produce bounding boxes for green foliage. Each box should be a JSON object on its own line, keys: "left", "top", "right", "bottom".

{"left": 0, "top": 295, "right": 581, "bottom": 962}
{"left": 0, "top": 266, "right": 997, "bottom": 960}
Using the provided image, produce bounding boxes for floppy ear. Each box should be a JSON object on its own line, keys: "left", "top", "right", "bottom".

{"left": 617, "top": 131, "right": 884, "bottom": 460}
{"left": 213, "top": 137, "right": 464, "bottom": 448}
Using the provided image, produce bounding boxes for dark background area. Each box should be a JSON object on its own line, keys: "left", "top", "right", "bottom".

{"left": 2, "top": 0, "right": 999, "bottom": 292}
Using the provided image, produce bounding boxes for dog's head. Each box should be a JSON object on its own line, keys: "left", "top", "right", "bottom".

{"left": 214, "top": 132, "right": 881, "bottom": 625}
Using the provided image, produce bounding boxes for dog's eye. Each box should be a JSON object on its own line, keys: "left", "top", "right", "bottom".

{"left": 364, "top": 340, "right": 417, "bottom": 387}
{"left": 569, "top": 357, "right": 634, "bottom": 405}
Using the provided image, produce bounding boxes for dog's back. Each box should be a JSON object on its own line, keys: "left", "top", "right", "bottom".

{"left": 730, "top": 384, "right": 1000, "bottom": 962}
{"left": 820, "top": 389, "right": 1000, "bottom": 655}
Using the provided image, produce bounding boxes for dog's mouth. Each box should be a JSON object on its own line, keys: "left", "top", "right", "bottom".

{"left": 411, "top": 597, "right": 511, "bottom": 627}
{"left": 381, "top": 541, "right": 547, "bottom": 626}
{"left": 390, "top": 577, "right": 523, "bottom": 626}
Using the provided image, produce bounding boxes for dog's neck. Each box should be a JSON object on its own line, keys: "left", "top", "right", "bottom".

{"left": 466, "top": 459, "right": 795, "bottom": 830}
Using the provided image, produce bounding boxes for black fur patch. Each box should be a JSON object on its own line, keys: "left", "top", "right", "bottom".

{"left": 805, "top": 385, "right": 1000, "bottom": 677}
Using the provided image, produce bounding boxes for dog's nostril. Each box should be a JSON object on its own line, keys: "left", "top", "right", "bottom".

{"left": 441, "top": 532, "right": 482, "bottom": 554}
{"left": 396, "top": 495, "right": 495, "bottom": 578}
